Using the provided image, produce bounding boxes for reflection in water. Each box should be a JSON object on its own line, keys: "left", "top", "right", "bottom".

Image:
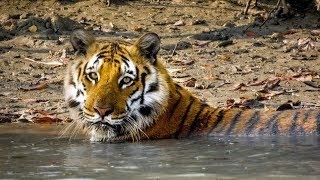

{"left": 0, "top": 124, "right": 320, "bottom": 179}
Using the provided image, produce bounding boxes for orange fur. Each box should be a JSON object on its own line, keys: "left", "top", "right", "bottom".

{"left": 66, "top": 31, "right": 320, "bottom": 142}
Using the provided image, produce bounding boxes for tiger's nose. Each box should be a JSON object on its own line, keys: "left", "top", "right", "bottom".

{"left": 94, "top": 106, "right": 114, "bottom": 118}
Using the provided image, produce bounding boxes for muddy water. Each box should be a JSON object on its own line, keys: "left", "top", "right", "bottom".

{"left": 0, "top": 124, "right": 320, "bottom": 179}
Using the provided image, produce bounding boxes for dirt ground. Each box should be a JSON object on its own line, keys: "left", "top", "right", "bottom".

{"left": 0, "top": 0, "right": 319, "bottom": 123}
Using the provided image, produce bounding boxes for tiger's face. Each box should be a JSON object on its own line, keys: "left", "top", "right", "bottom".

{"left": 64, "top": 31, "right": 169, "bottom": 141}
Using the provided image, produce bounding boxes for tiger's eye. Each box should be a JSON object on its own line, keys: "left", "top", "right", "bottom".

{"left": 88, "top": 72, "right": 98, "bottom": 81}
{"left": 122, "top": 77, "right": 132, "bottom": 84}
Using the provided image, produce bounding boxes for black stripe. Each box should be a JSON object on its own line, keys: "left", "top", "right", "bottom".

{"left": 225, "top": 110, "right": 243, "bottom": 135}
{"left": 139, "top": 105, "right": 152, "bottom": 116}
{"left": 127, "top": 70, "right": 134, "bottom": 75}
{"left": 207, "top": 109, "right": 225, "bottom": 135}
{"left": 299, "top": 110, "right": 311, "bottom": 135}
{"left": 130, "top": 95, "right": 142, "bottom": 105}
{"left": 130, "top": 114, "right": 138, "bottom": 122}
{"left": 99, "top": 50, "right": 109, "bottom": 55}
{"left": 84, "top": 73, "right": 91, "bottom": 82}
{"left": 245, "top": 111, "right": 260, "bottom": 135}
{"left": 68, "top": 99, "right": 80, "bottom": 108}
{"left": 187, "top": 103, "right": 209, "bottom": 137}
{"left": 146, "top": 79, "right": 159, "bottom": 93}
{"left": 76, "top": 90, "right": 81, "bottom": 97}
{"left": 100, "top": 45, "right": 109, "bottom": 50}
{"left": 143, "top": 66, "right": 150, "bottom": 74}
{"left": 140, "top": 72, "right": 147, "bottom": 104}
{"left": 289, "top": 111, "right": 299, "bottom": 135}
{"left": 120, "top": 55, "right": 129, "bottom": 67}
{"left": 174, "top": 96, "right": 195, "bottom": 138}
{"left": 303, "top": 109, "right": 312, "bottom": 122}
{"left": 97, "top": 54, "right": 106, "bottom": 59}
{"left": 77, "top": 68, "right": 82, "bottom": 82}
{"left": 76, "top": 61, "right": 83, "bottom": 69}
{"left": 126, "top": 102, "right": 131, "bottom": 111}
{"left": 135, "top": 67, "right": 140, "bottom": 81}
{"left": 83, "top": 111, "right": 94, "bottom": 117}
{"left": 129, "top": 87, "right": 139, "bottom": 97}
{"left": 168, "top": 91, "right": 182, "bottom": 121}
{"left": 175, "top": 83, "right": 183, "bottom": 90}
{"left": 258, "top": 112, "right": 281, "bottom": 135}
{"left": 82, "top": 62, "right": 90, "bottom": 81}
{"left": 69, "top": 81, "right": 76, "bottom": 87}
{"left": 117, "top": 47, "right": 127, "bottom": 55}
{"left": 119, "top": 78, "right": 124, "bottom": 88}
{"left": 94, "top": 58, "right": 100, "bottom": 64}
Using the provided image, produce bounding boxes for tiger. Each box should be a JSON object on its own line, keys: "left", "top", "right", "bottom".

{"left": 64, "top": 30, "right": 320, "bottom": 142}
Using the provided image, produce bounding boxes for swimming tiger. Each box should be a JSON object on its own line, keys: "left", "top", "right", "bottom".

{"left": 64, "top": 30, "right": 320, "bottom": 142}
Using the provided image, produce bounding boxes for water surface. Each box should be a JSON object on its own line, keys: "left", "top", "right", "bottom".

{"left": 1, "top": 124, "right": 320, "bottom": 179}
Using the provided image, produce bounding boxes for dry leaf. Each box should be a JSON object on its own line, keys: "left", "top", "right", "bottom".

{"left": 257, "top": 90, "right": 285, "bottom": 100}
{"left": 303, "top": 81, "right": 320, "bottom": 88}
{"left": 233, "top": 82, "right": 247, "bottom": 90}
{"left": 18, "top": 109, "right": 63, "bottom": 123}
{"left": 174, "top": 19, "right": 185, "bottom": 26}
{"left": 263, "top": 78, "right": 280, "bottom": 90}
{"left": 183, "top": 78, "right": 197, "bottom": 87}
{"left": 20, "top": 82, "right": 48, "bottom": 91}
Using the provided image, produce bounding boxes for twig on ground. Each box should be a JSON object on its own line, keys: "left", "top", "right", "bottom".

{"left": 260, "top": 0, "right": 282, "bottom": 27}
{"left": 23, "top": 57, "right": 64, "bottom": 66}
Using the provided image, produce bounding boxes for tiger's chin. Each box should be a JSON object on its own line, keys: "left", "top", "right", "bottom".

{"left": 84, "top": 113, "right": 144, "bottom": 142}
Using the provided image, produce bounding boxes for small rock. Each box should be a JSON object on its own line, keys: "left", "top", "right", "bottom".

{"left": 311, "top": 30, "right": 320, "bottom": 36}
{"left": 252, "top": 42, "right": 264, "bottom": 47}
{"left": 162, "top": 41, "right": 192, "bottom": 52}
{"left": 93, "top": 26, "right": 101, "bottom": 31}
{"left": 28, "top": 25, "right": 37, "bottom": 33}
{"left": 190, "top": 19, "right": 206, "bottom": 25}
{"left": 269, "top": 32, "right": 283, "bottom": 40}
{"left": 195, "top": 83, "right": 205, "bottom": 89}
{"left": 223, "top": 22, "right": 236, "bottom": 28}
{"left": 13, "top": 55, "right": 21, "bottom": 58}
{"left": 56, "top": 37, "right": 66, "bottom": 45}
{"left": 192, "top": 31, "right": 228, "bottom": 41}
{"left": 183, "top": 78, "right": 197, "bottom": 87}
{"left": 172, "top": 0, "right": 184, "bottom": 4}
{"left": 233, "top": 49, "right": 249, "bottom": 54}
{"left": 177, "top": 41, "right": 192, "bottom": 50}
{"left": 19, "top": 13, "right": 31, "bottom": 19}
{"left": 174, "top": 19, "right": 185, "bottom": 26}
{"left": 217, "top": 40, "right": 233, "bottom": 47}
{"left": 101, "top": 27, "right": 113, "bottom": 33}
{"left": 109, "top": 22, "right": 119, "bottom": 31}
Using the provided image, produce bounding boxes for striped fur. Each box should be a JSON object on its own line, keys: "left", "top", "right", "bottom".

{"left": 64, "top": 31, "right": 320, "bottom": 142}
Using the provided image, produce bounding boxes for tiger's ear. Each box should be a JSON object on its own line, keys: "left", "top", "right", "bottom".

{"left": 70, "top": 30, "right": 95, "bottom": 55}
{"left": 134, "top": 33, "right": 160, "bottom": 64}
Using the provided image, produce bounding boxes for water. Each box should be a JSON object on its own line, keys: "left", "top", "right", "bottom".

{"left": 1, "top": 124, "right": 320, "bottom": 179}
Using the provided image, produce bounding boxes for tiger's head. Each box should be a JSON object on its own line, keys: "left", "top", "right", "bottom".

{"left": 64, "top": 30, "right": 170, "bottom": 142}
